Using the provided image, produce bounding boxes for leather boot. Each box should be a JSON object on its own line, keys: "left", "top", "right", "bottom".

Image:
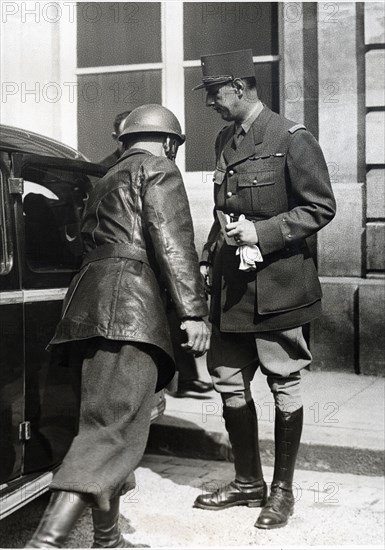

{"left": 26, "top": 491, "right": 88, "bottom": 548}
{"left": 194, "top": 401, "right": 266, "bottom": 510}
{"left": 255, "top": 406, "right": 303, "bottom": 529}
{"left": 92, "top": 497, "right": 133, "bottom": 548}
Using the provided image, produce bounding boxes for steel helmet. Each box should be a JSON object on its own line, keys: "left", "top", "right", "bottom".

{"left": 118, "top": 104, "right": 185, "bottom": 144}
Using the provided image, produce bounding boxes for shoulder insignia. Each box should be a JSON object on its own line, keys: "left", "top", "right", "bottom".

{"left": 288, "top": 123, "right": 306, "bottom": 134}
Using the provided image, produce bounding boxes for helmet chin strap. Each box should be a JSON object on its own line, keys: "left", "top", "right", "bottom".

{"left": 163, "top": 136, "right": 179, "bottom": 161}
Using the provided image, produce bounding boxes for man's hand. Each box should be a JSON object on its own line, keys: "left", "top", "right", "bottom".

{"left": 180, "top": 319, "right": 211, "bottom": 357}
{"left": 200, "top": 264, "right": 211, "bottom": 296}
{"left": 226, "top": 214, "right": 258, "bottom": 245}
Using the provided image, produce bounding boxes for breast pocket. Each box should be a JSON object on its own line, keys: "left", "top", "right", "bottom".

{"left": 236, "top": 160, "right": 278, "bottom": 214}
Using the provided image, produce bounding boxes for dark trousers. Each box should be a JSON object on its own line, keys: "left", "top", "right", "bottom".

{"left": 50, "top": 338, "right": 158, "bottom": 511}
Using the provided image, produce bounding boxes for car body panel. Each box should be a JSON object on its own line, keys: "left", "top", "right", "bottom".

{"left": 0, "top": 125, "right": 88, "bottom": 160}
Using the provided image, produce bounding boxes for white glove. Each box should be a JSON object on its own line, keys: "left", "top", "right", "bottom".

{"left": 236, "top": 244, "right": 263, "bottom": 271}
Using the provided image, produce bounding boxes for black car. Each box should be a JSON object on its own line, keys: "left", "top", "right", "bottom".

{"left": 0, "top": 125, "right": 165, "bottom": 520}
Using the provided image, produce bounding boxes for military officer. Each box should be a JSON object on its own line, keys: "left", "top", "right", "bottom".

{"left": 193, "top": 49, "right": 336, "bottom": 529}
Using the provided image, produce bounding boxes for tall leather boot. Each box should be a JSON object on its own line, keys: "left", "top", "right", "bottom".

{"left": 26, "top": 490, "right": 88, "bottom": 548}
{"left": 255, "top": 406, "right": 303, "bottom": 529}
{"left": 194, "top": 401, "right": 267, "bottom": 510}
{"left": 92, "top": 496, "right": 134, "bottom": 548}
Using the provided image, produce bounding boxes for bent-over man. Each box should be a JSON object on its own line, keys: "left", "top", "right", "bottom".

{"left": 27, "top": 105, "right": 210, "bottom": 548}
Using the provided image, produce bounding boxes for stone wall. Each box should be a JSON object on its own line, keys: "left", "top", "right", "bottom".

{"left": 283, "top": 2, "right": 385, "bottom": 376}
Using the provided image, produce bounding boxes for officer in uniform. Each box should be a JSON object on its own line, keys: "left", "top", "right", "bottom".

{"left": 193, "top": 50, "right": 336, "bottom": 529}
{"left": 27, "top": 105, "right": 210, "bottom": 548}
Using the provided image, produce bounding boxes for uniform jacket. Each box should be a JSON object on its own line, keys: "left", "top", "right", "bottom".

{"left": 51, "top": 148, "right": 208, "bottom": 389}
{"left": 202, "top": 106, "right": 336, "bottom": 332}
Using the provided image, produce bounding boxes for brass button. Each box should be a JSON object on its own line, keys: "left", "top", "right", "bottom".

{"left": 253, "top": 179, "right": 257, "bottom": 184}
{"left": 226, "top": 191, "right": 233, "bottom": 198}
{"left": 287, "top": 234, "right": 292, "bottom": 239}
{"left": 228, "top": 169, "right": 234, "bottom": 176}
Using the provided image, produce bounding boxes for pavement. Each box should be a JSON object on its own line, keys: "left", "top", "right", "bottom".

{"left": 147, "top": 359, "right": 385, "bottom": 476}
{"left": 2, "top": 454, "right": 383, "bottom": 549}
{"left": 1, "top": 364, "right": 383, "bottom": 549}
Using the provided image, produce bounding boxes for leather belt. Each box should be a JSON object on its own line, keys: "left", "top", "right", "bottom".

{"left": 81, "top": 243, "right": 149, "bottom": 268}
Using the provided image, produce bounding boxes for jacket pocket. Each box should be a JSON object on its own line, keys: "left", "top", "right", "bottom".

{"left": 236, "top": 160, "right": 277, "bottom": 213}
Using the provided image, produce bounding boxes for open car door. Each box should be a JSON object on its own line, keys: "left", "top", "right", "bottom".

{"left": 0, "top": 154, "right": 106, "bottom": 518}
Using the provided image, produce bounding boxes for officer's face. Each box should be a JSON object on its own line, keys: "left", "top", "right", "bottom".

{"left": 206, "top": 83, "right": 239, "bottom": 121}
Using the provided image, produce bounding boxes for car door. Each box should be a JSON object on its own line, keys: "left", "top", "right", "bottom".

{"left": 0, "top": 155, "right": 24, "bottom": 485}
{"left": 11, "top": 152, "right": 107, "bottom": 475}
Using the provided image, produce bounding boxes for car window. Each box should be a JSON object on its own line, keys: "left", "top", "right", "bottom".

{"left": 20, "top": 161, "right": 100, "bottom": 273}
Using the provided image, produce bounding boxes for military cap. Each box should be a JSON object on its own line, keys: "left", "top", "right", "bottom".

{"left": 193, "top": 49, "right": 255, "bottom": 90}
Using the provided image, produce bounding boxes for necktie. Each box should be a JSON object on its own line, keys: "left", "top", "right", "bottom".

{"left": 232, "top": 127, "right": 244, "bottom": 149}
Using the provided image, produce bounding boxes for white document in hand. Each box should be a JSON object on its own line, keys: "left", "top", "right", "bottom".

{"left": 216, "top": 210, "right": 238, "bottom": 246}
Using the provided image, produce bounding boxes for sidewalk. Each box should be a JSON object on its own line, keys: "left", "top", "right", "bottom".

{"left": 147, "top": 362, "right": 385, "bottom": 476}
{"left": 2, "top": 454, "right": 383, "bottom": 548}
{"left": 116, "top": 455, "right": 384, "bottom": 549}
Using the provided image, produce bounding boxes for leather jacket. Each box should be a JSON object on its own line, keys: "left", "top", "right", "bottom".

{"left": 51, "top": 148, "right": 208, "bottom": 388}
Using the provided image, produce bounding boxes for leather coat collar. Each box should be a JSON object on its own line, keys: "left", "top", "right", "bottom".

{"left": 112, "top": 147, "right": 152, "bottom": 168}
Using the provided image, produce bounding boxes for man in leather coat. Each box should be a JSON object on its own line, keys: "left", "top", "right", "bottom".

{"left": 193, "top": 50, "right": 336, "bottom": 530}
{"left": 100, "top": 111, "right": 213, "bottom": 398}
{"left": 27, "top": 105, "right": 210, "bottom": 548}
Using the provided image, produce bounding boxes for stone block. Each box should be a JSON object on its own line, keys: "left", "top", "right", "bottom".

{"left": 366, "top": 223, "right": 385, "bottom": 271}
{"left": 365, "top": 50, "right": 385, "bottom": 107}
{"left": 366, "top": 112, "right": 385, "bottom": 165}
{"left": 183, "top": 171, "right": 215, "bottom": 257}
{"left": 359, "top": 280, "right": 385, "bottom": 375}
{"left": 282, "top": 1, "right": 305, "bottom": 123}
{"left": 318, "top": 183, "right": 364, "bottom": 277}
{"left": 310, "top": 278, "right": 358, "bottom": 373}
{"left": 367, "top": 169, "right": 385, "bottom": 218}
{"left": 365, "top": 2, "right": 385, "bottom": 44}
{"left": 318, "top": 2, "right": 359, "bottom": 182}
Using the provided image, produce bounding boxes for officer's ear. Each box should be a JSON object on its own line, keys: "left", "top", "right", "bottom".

{"left": 232, "top": 78, "right": 245, "bottom": 97}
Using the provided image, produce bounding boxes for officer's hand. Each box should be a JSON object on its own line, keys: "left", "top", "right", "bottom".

{"left": 226, "top": 214, "right": 258, "bottom": 245}
{"left": 180, "top": 319, "right": 211, "bottom": 357}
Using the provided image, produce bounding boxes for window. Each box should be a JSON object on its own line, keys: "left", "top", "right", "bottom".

{"left": 20, "top": 159, "right": 102, "bottom": 272}
{"left": 76, "top": 2, "right": 162, "bottom": 162}
{"left": 183, "top": 2, "right": 279, "bottom": 171}
{"left": 76, "top": 2, "right": 280, "bottom": 171}
{"left": 77, "top": 71, "right": 162, "bottom": 162}
{"left": 77, "top": 2, "right": 162, "bottom": 67}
